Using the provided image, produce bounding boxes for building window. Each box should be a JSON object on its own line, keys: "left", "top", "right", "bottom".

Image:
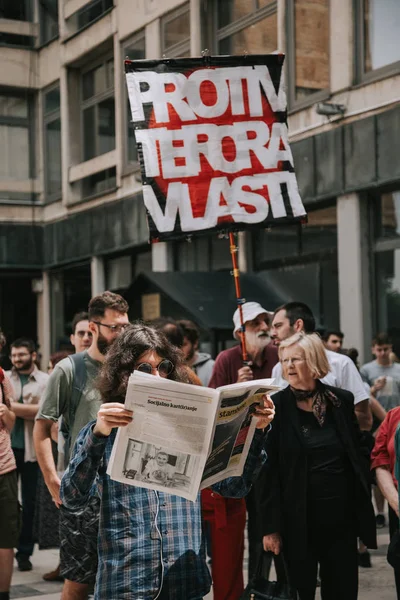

{"left": 0, "top": 94, "right": 32, "bottom": 181}
{"left": 161, "top": 4, "right": 190, "bottom": 56}
{"left": 123, "top": 33, "right": 145, "bottom": 166}
{"left": 0, "top": 0, "right": 33, "bottom": 21}
{"left": 287, "top": 0, "right": 329, "bottom": 107}
{"left": 211, "top": 0, "right": 277, "bottom": 55}
{"left": 82, "top": 167, "right": 116, "bottom": 199}
{"left": 0, "top": 0, "right": 34, "bottom": 47}
{"left": 81, "top": 58, "right": 115, "bottom": 162}
{"left": 43, "top": 83, "right": 61, "bottom": 201}
{"left": 67, "top": 0, "right": 113, "bottom": 35}
{"left": 254, "top": 203, "right": 339, "bottom": 327}
{"left": 356, "top": 0, "right": 400, "bottom": 81}
{"left": 374, "top": 190, "right": 400, "bottom": 346}
{"left": 39, "top": 0, "right": 59, "bottom": 45}
{"left": 254, "top": 204, "right": 337, "bottom": 268}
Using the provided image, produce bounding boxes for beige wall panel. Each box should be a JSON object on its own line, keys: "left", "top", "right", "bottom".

{"left": 0, "top": 48, "right": 39, "bottom": 88}
{"left": 117, "top": 0, "right": 186, "bottom": 42}
{"left": 62, "top": 12, "right": 114, "bottom": 65}
{"left": 288, "top": 73, "right": 400, "bottom": 142}
{"left": 39, "top": 42, "right": 61, "bottom": 88}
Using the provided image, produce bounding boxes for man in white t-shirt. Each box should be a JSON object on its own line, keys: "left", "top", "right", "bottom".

{"left": 270, "top": 302, "right": 372, "bottom": 430}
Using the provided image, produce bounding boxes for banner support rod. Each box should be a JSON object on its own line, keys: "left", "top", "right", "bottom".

{"left": 229, "top": 232, "right": 249, "bottom": 365}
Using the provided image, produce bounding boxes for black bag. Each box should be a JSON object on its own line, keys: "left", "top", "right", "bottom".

{"left": 240, "top": 549, "right": 296, "bottom": 600}
{"left": 387, "top": 530, "right": 400, "bottom": 570}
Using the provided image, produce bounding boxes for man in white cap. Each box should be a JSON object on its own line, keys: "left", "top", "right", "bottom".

{"left": 208, "top": 301, "right": 278, "bottom": 389}
{"left": 206, "top": 302, "right": 279, "bottom": 591}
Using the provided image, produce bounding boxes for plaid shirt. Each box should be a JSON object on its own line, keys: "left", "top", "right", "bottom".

{"left": 61, "top": 423, "right": 268, "bottom": 600}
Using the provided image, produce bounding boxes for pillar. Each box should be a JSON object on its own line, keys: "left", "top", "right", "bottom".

{"left": 91, "top": 256, "right": 106, "bottom": 296}
{"left": 337, "top": 193, "right": 372, "bottom": 364}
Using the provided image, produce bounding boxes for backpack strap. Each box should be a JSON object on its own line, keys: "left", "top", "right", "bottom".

{"left": 61, "top": 352, "right": 88, "bottom": 466}
{"left": 68, "top": 352, "right": 88, "bottom": 422}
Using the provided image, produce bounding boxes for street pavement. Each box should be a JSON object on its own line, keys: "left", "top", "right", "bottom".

{"left": 10, "top": 526, "right": 396, "bottom": 599}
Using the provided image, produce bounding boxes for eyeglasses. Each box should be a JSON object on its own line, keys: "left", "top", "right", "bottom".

{"left": 135, "top": 359, "right": 174, "bottom": 377}
{"left": 91, "top": 321, "right": 129, "bottom": 334}
{"left": 282, "top": 357, "right": 305, "bottom": 365}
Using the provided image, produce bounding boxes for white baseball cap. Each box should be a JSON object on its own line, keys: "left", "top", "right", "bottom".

{"left": 232, "top": 301, "right": 272, "bottom": 339}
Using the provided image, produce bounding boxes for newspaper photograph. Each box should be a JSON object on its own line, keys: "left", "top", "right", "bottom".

{"left": 107, "top": 372, "right": 280, "bottom": 501}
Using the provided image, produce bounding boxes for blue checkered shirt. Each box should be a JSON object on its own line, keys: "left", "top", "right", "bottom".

{"left": 60, "top": 423, "right": 268, "bottom": 600}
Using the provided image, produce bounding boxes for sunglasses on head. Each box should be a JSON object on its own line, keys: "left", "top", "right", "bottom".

{"left": 136, "top": 359, "right": 174, "bottom": 377}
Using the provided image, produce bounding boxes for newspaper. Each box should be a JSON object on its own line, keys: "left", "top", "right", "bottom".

{"left": 107, "top": 371, "right": 280, "bottom": 501}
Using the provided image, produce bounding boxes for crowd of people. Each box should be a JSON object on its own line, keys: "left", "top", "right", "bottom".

{"left": 0, "top": 291, "right": 400, "bottom": 599}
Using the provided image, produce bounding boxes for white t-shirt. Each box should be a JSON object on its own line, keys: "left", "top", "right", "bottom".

{"left": 271, "top": 349, "right": 368, "bottom": 405}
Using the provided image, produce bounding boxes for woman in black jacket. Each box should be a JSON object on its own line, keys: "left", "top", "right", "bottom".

{"left": 259, "top": 332, "right": 376, "bottom": 600}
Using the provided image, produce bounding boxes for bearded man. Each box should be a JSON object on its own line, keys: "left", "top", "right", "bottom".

{"left": 7, "top": 338, "right": 49, "bottom": 572}
{"left": 208, "top": 302, "right": 278, "bottom": 389}
{"left": 34, "top": 292, "right": 129, "bottom": 600}
{"left": 204, "top": 302, "right": 279, "bottom": 596}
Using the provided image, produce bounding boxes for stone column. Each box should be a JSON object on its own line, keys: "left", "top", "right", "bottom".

{"left": 337, "top": 193, "right": 372, "bottom": 363}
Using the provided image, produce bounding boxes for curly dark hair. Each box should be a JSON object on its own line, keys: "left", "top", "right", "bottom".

{"left": 97, "top": 323, "right": 191, "bottom": 403}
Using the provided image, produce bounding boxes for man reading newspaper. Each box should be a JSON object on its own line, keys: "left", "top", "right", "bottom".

{"left": 60, "top": 324, "right": 275, "bottom": 600}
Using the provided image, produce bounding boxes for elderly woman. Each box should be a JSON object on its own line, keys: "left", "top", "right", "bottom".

{"left": 258, "top": 332, "right": 376, "bottom": 600}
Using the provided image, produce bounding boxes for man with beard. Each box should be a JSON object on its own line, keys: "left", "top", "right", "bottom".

{"left": 209, "top": 302, "right": 278, "bottom": 389}
{"left": 270, "top": 302, "right": 371, "bottom": 430}
{"left": 203, "top": 302, "right": 278, "bottom": 597}
{"left": 34, "top": 291, "right": 129, "bottom": 600}
{"left": 7, "top": 338, "right": 49, "bottom": 571}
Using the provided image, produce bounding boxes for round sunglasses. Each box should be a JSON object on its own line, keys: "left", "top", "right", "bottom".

{"left": 135, "top": 359, "right": 174, "bottom": 377}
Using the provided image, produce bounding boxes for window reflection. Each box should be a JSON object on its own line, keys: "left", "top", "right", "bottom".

{"left": 294, "top": 0, "right": 329, "bottom": 100}
{"left": 381, "top": 192, "right": 400, "bottom": 238}
{"left": 219, "top": 12, "right": 277, "bottom": 54}
{"left": 364, "top": 0, "right": 400, "bottom": 72}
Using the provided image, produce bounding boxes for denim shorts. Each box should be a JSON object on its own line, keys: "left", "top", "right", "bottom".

{"left": 59, "top": 495, "right": 100, "bottom": 584}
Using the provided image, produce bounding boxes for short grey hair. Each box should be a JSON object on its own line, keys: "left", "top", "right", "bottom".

{"left": 279, "top": 332, "right": 330, "bottom": 379}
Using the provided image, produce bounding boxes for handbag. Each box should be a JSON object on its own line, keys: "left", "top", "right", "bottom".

{"left": 387, "top": 530, "right": 400, "bottom": 570}
{"left": 240, "top": 549, "right": 296, "bottom": 600}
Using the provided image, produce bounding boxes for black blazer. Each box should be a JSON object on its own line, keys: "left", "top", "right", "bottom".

{"left": 257, "top": 384, "right": 377, "bottom": 554}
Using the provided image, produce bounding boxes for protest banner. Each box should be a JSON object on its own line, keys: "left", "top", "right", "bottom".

{"left": 125, "top": 54, "right": 307, "bottom": 242}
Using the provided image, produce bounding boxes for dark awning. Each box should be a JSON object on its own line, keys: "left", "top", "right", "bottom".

{"left": 127, "top": 271, "right": 286, "bottom": 330}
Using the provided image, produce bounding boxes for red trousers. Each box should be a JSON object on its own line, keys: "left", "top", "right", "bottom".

{"left": 201, "top": 488, "right": 246, "bottom": 600}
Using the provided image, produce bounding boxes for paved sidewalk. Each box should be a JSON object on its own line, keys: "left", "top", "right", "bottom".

{"left": 10, "top": 527, "right": 397, "bottom": 599}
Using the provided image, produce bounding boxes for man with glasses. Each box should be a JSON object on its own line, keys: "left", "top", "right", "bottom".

{"left": 6, "top": 338, "right": 49, "bottom": 572}
{"left": 70, "top": 312, "right": 92, "bottom": 353}
{"left": 34, "top": 291, "right": 129, "bottom": 600}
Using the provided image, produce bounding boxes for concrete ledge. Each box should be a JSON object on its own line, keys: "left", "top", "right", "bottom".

{"left": 0, "top": 179, "right": 40, "bottom": 193}
{"left": 0, "top": 47, "right": 39, "bottom": 88}
{"left": 62, "top": 11, "right": 114, "bottom": 65}
{"left": 0, "top": 18, "right": 38, "bottom": 37}
{"left": 68, "top": 150, "right": 117, "bottom": 182}
{"left": 64, "top": 0, "right": 93, "bottom": 21}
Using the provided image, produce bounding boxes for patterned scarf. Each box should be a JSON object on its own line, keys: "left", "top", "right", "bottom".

{"left": 290, "top": 383, "right": 341, "bottom": 426}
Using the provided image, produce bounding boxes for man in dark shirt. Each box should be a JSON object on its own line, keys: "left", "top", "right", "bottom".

{"left": 207, "top": 302, "right": 279, "bottom": 588}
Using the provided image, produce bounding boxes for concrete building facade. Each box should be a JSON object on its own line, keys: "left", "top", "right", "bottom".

{"left": 1, "top": 0, "right": 400, "bottom": 367}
